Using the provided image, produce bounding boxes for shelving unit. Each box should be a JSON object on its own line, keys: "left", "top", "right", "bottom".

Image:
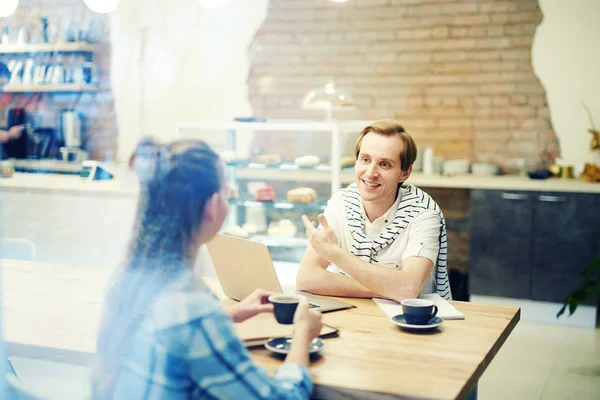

{"left": 229, "top": 198, "right": 328, "bottom": 212}
{"left": 178, "top": 119, "right": 370, "bottom": 193}
{"left": 0, "top": 42, "right": 96, "bottom": 54}
{"left": 0, "top": 42, "right": 98, "bottom": 94}
{"left": 2, "top": 83, "right": 97, "bottom": 93}
{"left": 230, "top": 163, "right": 354, "bottom": 184}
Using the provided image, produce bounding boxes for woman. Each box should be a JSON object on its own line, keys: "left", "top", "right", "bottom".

{"left": 92, "top": 138, "right": 322, "bottom": 399}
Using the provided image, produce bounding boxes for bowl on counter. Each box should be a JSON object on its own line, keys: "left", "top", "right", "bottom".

{"left": 471, "top": 162, "right": 499, "bottom": 176}
{"left": 443, "top": 159, "right": 470, "bottom": 176}
{"left": 527, "top": 170, "right": 553, "bottom": 180}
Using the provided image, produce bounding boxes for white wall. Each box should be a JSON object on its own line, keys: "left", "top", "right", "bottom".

{"left": 533, "top": 0, "right": 600, "bottom": 169}
{"left": 109, "top": 0, "right": 268, "bottom": 162}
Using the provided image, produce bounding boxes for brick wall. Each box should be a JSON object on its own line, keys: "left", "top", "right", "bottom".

{"left": 1, "top": 0, "right": 116, "bottom": 159}
{"left": 248, "top": 0, "right": 559, "bottom": 166}
{"left": 247, "top": 0, "right": 556, "bottom": 272}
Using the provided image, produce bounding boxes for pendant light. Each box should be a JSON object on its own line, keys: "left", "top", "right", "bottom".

{"left": 197, "top": 0, "right": 231, "bottom": 8}
{"left": 0, "top": 0, "right": 19, "bottom": 18}
{"left": 83, "top": 0, "right": 120, "bottom": 14}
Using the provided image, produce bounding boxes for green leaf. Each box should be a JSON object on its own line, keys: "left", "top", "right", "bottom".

{"left": 568, "top": 301, "right": 577, "bottom": 316}
{"left": 557, "top": 256, "right": 600, "bottom": 319}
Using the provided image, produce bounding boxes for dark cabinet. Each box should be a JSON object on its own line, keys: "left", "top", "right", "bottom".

{"left": 470, "top": 189, "right": 600, "bottom": 304}
{"left": 470, "top": 190, "right": 533, "bottom": 299}
{"left": 531, "top": 192, "right": 600, "bottom": 304}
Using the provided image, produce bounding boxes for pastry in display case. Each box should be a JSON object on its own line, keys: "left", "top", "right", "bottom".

{"left": 242, "top": 223, "right": 258, "bottom": 235}
{"left": 294, "top": 155, "right": 320, "bottom": 167}
{"left": 267, "top": 219, "right": 297, "bottom": 238}
{"left": 219, "top": 150, "right": 237, "bottom": 164}
{"left": 223, "top": 225, "right": 249, "bottom": 238}
{"left": 253, "top": 154, "right": 281, "bottom": 165}
{"left": 287, "top": 187, "right": 317, "bottom": 204}
{"left": 255, "top": 185, "right": 276, "bottom": 202}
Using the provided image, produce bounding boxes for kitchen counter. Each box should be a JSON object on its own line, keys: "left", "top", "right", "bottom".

{"left": 1, "top": 171, "right": 599, "bottom": 195}
{"left": 0, "top": 171, "right": 139, "bottom": 196}
{"left": 404, "top": 173, "right": 600, "bottom": 194}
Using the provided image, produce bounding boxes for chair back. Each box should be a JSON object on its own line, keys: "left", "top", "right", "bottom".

{"left": 0, "top": 239, "right": 36, "bottom": 261}
{"left": 5, "top": 373, "right": 47, "bottom": 400}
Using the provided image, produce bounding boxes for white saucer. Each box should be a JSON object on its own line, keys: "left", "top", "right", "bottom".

{"left": 265, "top": 336, "right": 324, "bottom": 355}
{"left": 391, "top": 315, "right": 444, "bottom": 331}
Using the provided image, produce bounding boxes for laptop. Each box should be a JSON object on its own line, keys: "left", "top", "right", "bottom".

{"left": 206, "top": 234, "right": 354, "bottom": 313}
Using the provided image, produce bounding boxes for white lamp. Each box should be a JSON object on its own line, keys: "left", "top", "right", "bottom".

{"left": 329, "top": 0, "right": 349, "bottom": 3}
{"left": 83, "top": 0, "right": 120, "bottom": 14}
{"left": 302, "top": 81, "right": 355, "bottom": 121}
{"left": 0, "top": 0, "right": 18, "bottom": 18}
{"left": 197, "top": 0, "right": 231, "bottom": 8}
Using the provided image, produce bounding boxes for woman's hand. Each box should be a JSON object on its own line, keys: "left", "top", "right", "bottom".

{"left": 227, "top": 289, "right": 274, "bottom": 323}
{"left": 293, "top": 297, "right": 323, "bottom": 340}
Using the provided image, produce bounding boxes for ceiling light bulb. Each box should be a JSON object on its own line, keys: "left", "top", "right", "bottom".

{"left": 83, "top": 0, "right": 120, "bottom": 14}
{"left": 197, "top": 0, "right": 231, "bottom": 8}
{"left": 329, "top": 0, "right": 349, "bottom": 3}
{"left": 0, "top": 0, "right": 18, "bottom": 18}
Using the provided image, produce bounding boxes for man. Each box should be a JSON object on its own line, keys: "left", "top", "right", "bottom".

{"left": 296, "top": 119, "right": 451, "bottom": 302}
{"left": 0, "top": 62, "right": 24, "bottom": 149}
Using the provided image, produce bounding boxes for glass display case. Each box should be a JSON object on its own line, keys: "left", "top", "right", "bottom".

{"left": 177, "top": 119, "right": 370, "bottom": 262}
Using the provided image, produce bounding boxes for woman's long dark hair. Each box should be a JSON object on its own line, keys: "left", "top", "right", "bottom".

{"left": 93, "top": 138, "right": 222, "bottom": 399}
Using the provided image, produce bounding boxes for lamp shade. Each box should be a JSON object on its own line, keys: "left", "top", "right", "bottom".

{"left": 197, "top": 0, "right": 231, "bottom": 8}
{"left": 301, "top": 82, "right": 355, "bottom": 111}
{"left": 83, "top": 0, "right": 120, "bottom": 14}
{"left": 0, "top": 0, "right": 18, "bottom": 18}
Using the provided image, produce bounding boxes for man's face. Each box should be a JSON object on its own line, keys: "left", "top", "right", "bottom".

{"left": 354, "top": 132, "right": 410, "bottom": 204}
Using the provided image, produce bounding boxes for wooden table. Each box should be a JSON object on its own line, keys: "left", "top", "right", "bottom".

{"left": 1, "top": 259, "right": 520, "bottom": 399}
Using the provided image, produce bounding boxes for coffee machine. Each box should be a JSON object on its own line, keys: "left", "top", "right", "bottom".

{"left": 56, "top": 109, "right": 87, "bottom": 162}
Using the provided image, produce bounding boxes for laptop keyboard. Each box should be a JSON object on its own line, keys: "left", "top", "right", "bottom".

{"left": 309, "top": 303, "right": 321, "bottom": 308}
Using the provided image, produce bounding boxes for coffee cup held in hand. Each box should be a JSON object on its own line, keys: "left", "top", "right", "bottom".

{"left": 400, "top": 299, "right": 438, "bottom": 325}
{"left": 269, "top": 294, "right": 303, "bottom": 325}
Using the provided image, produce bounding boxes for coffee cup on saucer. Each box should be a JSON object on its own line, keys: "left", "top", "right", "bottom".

{"left": 400, "top": 299, "right": 438, "bottom": 325}
{"left": 269, "top": 294, "right": 303, "bottom": 325}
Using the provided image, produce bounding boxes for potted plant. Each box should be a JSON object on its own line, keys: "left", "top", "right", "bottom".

{"left": 557, "top": 255, "right": 600, "bottom": 326}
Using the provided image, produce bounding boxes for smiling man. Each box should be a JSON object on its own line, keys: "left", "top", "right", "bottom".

{"left": 296, "top": 119, "right": 451, "bottom": 302}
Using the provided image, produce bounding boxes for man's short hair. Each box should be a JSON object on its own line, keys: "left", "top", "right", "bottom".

{"left": 354, "top": 119, "right": 418, "bottom": 172}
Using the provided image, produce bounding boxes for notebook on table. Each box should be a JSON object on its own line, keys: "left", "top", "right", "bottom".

{"left": 234, "top": 311, "right": 339, "bottom": 347}
{"left": 374, "top": 293, "right": 465, "bottom": 320}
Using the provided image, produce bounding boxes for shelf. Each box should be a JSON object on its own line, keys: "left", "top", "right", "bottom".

{"left": 0, "top": 42, "right": 97, "bottom": 54}
{"left": 2, "top": 84, "right": 97, "bottom": 93}
{"left": 229, "top": 163, "right": 354, "bottom": 184}
{"left": 179, "top": 119, "right": 373, "bottom": 133}
{"left": 229, "top": 198, "right": 327, "bottom": 212}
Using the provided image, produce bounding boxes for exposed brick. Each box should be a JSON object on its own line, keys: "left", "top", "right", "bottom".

{"left": 479, "top": 1, "right": 518, "bottom": 13}
{"left": 248, "top": 0, "right": 557, "bottom": 231}
{"left": 442, "top": 3, "right": 479, "bottom": 15}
